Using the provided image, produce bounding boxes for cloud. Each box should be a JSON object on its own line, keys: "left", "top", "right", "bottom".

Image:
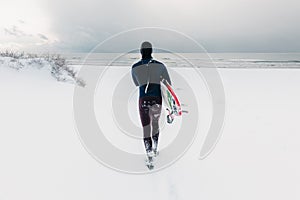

{"left": 0, "top": 23, "right": 56, "bottom": 52}
{"left": 2, "top": 0, "right": 300, "bottom": 52}
{"left": 18, "top": 20, "right": 25, "bottom": 24}
{"left": 4, "top": 25, "right": 30, "bottom": 37}
{"left": 38, "top": 0, "right": 300, "bottom": 52}
{"left": 37, "top": 33, "right": 49, "bottom": 41}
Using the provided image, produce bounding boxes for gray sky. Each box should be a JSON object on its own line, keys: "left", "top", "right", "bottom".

{"left": 1, "top": 0, "right": 300, "bottom": 52}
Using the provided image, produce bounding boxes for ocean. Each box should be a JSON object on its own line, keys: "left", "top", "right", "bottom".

{"left": 63, "top": 53, "right": 300, "bottom": 68}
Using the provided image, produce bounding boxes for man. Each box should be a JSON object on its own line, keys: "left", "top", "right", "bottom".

{"left": 131, "top": 41, "right": 171, "bottom": 163}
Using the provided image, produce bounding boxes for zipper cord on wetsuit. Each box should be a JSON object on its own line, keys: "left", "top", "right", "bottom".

{"left": 144, "top": 58, "right": 153, "bottom": 94}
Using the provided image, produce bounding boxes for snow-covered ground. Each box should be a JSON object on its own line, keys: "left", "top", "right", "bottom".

{"left": 0, "top": 62, "right": 300, "bottom": 199}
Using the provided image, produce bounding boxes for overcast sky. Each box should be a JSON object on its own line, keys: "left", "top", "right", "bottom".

{"left": 1, "top": 0, "right": 300, "bottom": 52}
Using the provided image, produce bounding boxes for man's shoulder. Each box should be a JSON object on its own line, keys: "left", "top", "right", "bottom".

{"left": 132, "top": 59, "right": 165, "bottom": 69}
{"left": 132, "top": 60, "right": 143, "bottom": 69}
{"left": 151, "top": 59, "right": 164, "bottom": 65}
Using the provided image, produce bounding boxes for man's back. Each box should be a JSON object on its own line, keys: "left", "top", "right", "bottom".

{"left": 131, "top": 58, "right": 171, "bottom": 97}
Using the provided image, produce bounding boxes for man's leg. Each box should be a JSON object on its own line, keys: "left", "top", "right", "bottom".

{"left": 150, "top": 104, "right": 162, "bottom": 155}
{"left": 139, "top": 99, "right": 152, "bottom": 154}
{"left": 143, "top": 125, "right": 152, "bottom": 154}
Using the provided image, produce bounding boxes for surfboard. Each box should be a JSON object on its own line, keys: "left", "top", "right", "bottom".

{"left": 161, "top": 79, "right": 182, "bottom": 123}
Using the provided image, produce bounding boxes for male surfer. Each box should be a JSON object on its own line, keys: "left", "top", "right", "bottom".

{"left": 131, "top": 41, "right": 171, "bottom": 164}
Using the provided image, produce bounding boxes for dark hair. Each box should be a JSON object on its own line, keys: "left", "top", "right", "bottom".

{"left": 140, "top": 41, "right": 152, "bottom": 59}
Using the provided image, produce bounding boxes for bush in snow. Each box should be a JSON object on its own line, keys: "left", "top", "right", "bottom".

{"left": 0, "top": 50, "right": 85, "bottom": 87}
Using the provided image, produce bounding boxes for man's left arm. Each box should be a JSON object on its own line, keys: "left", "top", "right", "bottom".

{"left": 131, "top": 68, "right": 139, "bottom": 86}
{"left": 161, "top": 64, "right": 172, "bottom": 85}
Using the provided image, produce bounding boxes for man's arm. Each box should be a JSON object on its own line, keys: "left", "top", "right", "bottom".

{"left": 161, "top": 64, "right": 171, "bottom": 85}
{"left": 131, "top": 69, "right": 139, "bottom": 86}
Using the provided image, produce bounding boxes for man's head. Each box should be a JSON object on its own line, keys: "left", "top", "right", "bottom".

{"left": 140, "top": 41, "right": 152, "bottom": 59}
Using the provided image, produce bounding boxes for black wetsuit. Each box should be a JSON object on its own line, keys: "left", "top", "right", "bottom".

{"left": 131, "top": 57, "right": 171, "bottom": 153}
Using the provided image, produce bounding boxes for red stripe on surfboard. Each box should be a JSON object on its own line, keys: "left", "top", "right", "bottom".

{"left": 166, "top": 84, "right": 182, "bottom": 116}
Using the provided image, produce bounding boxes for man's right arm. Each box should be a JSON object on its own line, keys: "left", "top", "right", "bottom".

{"left": 131, "top": 68, "right": 139, "bottom": 86}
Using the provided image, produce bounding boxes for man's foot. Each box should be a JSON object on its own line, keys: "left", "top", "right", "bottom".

{"left": 146, "top": 162, "right": 154, "bottom": 170}
{"left": 145, "top": 151, "right": 154, "bottom": 170}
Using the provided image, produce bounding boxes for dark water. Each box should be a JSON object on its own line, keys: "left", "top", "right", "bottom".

{"left": 63, "top": 53, "right": 300, "bottom": 68}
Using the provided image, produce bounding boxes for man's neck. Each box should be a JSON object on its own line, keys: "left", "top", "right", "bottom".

{"left": 142, "top": 55, "right": 152, "bottom": 60}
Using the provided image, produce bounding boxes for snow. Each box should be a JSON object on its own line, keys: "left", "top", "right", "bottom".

{"left": 0, "top": 62, "right": 300, "bottom": 200}
{"left": 0, "top": 54, "right": 85, "bottom": 86}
